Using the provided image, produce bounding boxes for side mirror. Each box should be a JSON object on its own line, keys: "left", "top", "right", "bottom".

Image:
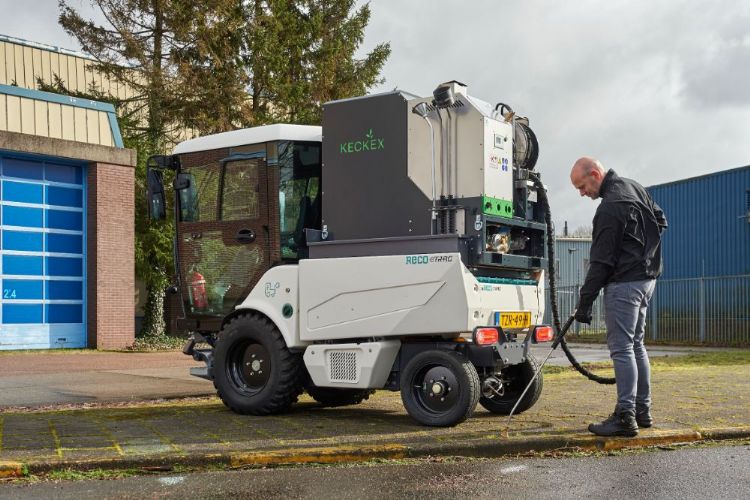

{"left": 146, "top": 168, "right": 166, "bottom": 220}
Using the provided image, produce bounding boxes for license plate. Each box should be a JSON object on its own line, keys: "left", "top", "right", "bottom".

{"left": 495, "top": 311, "right": 531, "bottom": 329}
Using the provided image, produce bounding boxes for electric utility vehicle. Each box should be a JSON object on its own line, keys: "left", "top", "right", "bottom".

{"left": 146, "top": 81, "right": 553, "bottom": 427}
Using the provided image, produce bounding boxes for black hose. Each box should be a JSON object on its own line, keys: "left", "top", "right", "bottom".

{"left": 528, "top": 172, "right": 616, "bottom": 385}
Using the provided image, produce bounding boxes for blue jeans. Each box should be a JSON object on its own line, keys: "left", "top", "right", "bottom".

{"left": 604, "top": 279, "right": 656, "bottom": 414}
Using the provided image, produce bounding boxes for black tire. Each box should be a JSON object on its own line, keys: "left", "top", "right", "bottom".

{"left": 400, "top": 350, "right": 480, "bottom": 427}
{"left": 306, "top": 386, "right": 375, "bottom": 407}
{"left": 213, "top": 313, "right": 304, "bottom": 415}
{"left": 479, "top": 354, "right": 543, "bottom": 415}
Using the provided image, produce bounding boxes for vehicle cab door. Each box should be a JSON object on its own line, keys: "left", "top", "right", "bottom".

{"left": 176, "top": 152, "right": 270, "bottom": 323}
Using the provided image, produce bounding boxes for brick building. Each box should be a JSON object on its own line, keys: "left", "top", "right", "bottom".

{"left": 0, "top": 35, "right": 135, "bottom": 349}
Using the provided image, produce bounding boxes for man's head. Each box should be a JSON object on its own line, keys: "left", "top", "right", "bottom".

{"left": 570, "top": 157, "right": 606, "bottom": 199}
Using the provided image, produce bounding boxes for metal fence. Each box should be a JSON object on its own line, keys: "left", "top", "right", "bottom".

{"left": 544, "top": 275, "right": 750, "bottom": 345}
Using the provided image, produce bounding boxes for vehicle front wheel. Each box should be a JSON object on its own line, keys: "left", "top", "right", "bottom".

{"left": 213, "top": 313, "right": 304, "bottom": 415}
{"left": 400, "top": 350, "right": 480, "bottom": 427}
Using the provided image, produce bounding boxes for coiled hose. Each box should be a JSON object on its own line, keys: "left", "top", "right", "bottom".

{"left": 528, "top": 172, "right": 616, "bottom": 385}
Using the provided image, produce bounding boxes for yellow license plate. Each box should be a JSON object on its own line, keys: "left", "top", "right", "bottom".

{"left": 497, "top": 311, "right": 531, "bottom": 329}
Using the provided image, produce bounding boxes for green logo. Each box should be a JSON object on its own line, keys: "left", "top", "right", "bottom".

{"left": 339, "top": 128, "right": 385, "bottom": 154}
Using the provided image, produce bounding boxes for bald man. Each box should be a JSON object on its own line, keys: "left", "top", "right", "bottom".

{"left": 570, "top": 158, "right": 667, "bottom": 437}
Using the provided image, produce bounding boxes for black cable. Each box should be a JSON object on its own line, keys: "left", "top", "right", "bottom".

{"left": 528, "top": 172, "right": 616, "bottom": 385}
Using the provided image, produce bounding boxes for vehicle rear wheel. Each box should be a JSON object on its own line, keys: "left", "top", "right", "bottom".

{"left": 479, "top": 354, "right": 543, "bottom": 415}
{"left": 306, "top": 386, "right": 375, "bottom": 407}
{"left": 213, "top": 313, "right": 304, "bottom": 415}
{"left": 400, "top": 350, "right": 480, "bottom": 427}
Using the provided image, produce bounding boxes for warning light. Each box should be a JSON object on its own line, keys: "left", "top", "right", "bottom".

{"left": 474, "top": 328, "right": 499, "bottom": 345}
{"left": 534, "top": 326, "right": 554, "bottom": 343}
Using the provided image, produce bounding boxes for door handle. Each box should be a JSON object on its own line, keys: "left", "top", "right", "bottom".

{"left": 235, "top": 228, "right": 256, "bottom": 243}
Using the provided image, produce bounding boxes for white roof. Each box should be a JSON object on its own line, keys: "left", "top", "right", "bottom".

{"left": 173, "top": 124, "right": 322, "bottom": 154}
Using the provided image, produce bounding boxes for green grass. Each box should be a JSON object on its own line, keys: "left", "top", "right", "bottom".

{"left": 543, "top": 350, "right": 750, "bottom": 375}
{"left": 567, "top": 333, "right": 750, "bottom": 348}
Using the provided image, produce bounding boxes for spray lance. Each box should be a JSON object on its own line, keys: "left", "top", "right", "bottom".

{"left": 504, "top": 171, "right": 616, "bottom": 429}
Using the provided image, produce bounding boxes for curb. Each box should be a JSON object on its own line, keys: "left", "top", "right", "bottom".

{"left": 0, "top": 461, "right": 23, "bottom": 478}
{"left": 12, "top": 425, "right": 750, "bottom": 478}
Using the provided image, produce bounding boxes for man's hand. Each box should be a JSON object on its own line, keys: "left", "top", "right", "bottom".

{"left": 574, "top": 300, "right": 593, "bottom": 324}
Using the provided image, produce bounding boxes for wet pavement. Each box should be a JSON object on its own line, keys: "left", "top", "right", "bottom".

{"left": 3, "top": 444, "right": 747, "bottom": 499}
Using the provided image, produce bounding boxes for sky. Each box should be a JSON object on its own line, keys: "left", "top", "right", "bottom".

{"left": 1, "top": 0, "right": 749, "bottom": 230}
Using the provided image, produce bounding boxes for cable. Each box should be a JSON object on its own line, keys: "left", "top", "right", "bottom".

{"left": 528, "top": 172, "right": 616, "bottom": 385}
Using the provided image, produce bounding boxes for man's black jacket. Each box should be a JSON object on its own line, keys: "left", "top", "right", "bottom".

{"left": 578, "top": 170, "right": 668, "bottom": 311}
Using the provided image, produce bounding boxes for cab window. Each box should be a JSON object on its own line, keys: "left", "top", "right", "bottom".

{"left": 178, "top": 163, "right": 220, "bottom": 222}
{"left": 278, "top": 142, "right": 321, "bottom": 259}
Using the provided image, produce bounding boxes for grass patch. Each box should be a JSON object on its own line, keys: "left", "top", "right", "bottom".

{"left": 567, "top": 334, "right": 749, "bottom": 348}
{"left": 542, "top": 350, "right": 750, "bottom": 376}
{"left": 649, "top": 351, "right": 750, "bottom": 367}
{"left": 44, "top": 468, "right": 141, "bottom": 481}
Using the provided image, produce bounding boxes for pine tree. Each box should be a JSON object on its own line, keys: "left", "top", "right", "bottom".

{"left": 57, "top": 0, "right": 391, "bottom": 341}
{"left": 58, "top": 0, "right": 248, "bottom": 339}
{"left": 244, "top": 0, "right": 391, "bottom": 125}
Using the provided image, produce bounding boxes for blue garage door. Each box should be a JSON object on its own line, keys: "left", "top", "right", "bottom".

{"left": 0, "top": 153, "right": 86, "bottom": 349}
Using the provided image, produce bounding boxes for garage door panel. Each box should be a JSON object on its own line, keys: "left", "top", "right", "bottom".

{"left": 46, "top": 233, "right": 82, "bottom": 253}
{"left": 2, "top": 158, "right": 43, "bottom": 180}
{"left": 46, "top": 209, "right": 83, "bottom": 230}
{"left": 3, "top": 230, "right": 43, "bottom": 251}
{"left": 46, "top": 304, "right": 82, "bottom": 323}
{"left": 3, "top": 303, "right": 43, "bottom": 323}
{"left": 3, "top": 279, "right": 43, "bottom": 299}
{"left": 3, "top": 255, "right": 43, "bottom": 275}
{"left": 3, "top": 181, "right": 43, "bottom": 203}
{"left": 46, "top": 280, "right": 82, "bottom": 300}
{"left": 3, "top": 205, "right": 44, "bottom": 227}
{"left": 47, "top": 185, "right": 83, "bottom": 207}
{"left": 0, "top": 324, "right": 85, "bottom": 349}
{"left": 47, "top": 256, "right": 83, "bottom": 276}
{"left": 1, "top": 153, "right": 86, "bottom": 349}
{"left": 45, "top": 162, "right": 82, "bottom": 183}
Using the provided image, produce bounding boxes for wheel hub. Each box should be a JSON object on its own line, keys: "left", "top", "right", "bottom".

{"left": 431, "top": 381, "right": 447, "bottom": 396}
{"left": 416, "top": 366, "right": 459, "bottom": 413}
{"left": 229, "top": 342, "right": 271, "bottom": 393}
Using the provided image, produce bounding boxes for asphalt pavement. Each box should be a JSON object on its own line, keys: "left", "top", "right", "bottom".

{"left": 2, "top": 444, "right": 748, "bottom": 499}
{"left": 0, "top": 351, "right": 212, "bottom": 409}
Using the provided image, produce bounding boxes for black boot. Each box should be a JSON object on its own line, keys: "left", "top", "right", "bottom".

{"left": 588, "top": 409, "right": 638, "bottom": 437}
{"left": 636, "top": 406, "right": 653, "bottom": 428}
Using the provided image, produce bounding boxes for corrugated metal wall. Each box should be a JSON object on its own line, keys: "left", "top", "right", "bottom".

{"left": 0, "top": 35, "right": 134, "bottom": 100}
{"left": 0, "top": 35, "right": 195, "bottom": 147}
{"left": 552, "top": 238, "right": 592, "bottom": 286}
{"left": 0, "top": 85, "right": 118, "bottom": 147}
{"left": 544, "top": 168, "right": 750, "bottom": 344}
{"left": 647, "top": 165, "right": 750, "bottom": 279}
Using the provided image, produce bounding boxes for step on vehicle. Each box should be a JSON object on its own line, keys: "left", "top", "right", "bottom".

{"left": 147, "top": 81, "right": 553, "bottom": 426}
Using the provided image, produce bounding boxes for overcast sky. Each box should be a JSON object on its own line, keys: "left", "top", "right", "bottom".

{"left": 1, "top": 0, "right": 749, "bottom": 230}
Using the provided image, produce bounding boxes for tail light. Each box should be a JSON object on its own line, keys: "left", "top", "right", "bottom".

{"left": 473, "top": 327, "right": 500, "bottom": 345}
{"left": 533, "top": 325, "right": 554, "bottom": 343}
